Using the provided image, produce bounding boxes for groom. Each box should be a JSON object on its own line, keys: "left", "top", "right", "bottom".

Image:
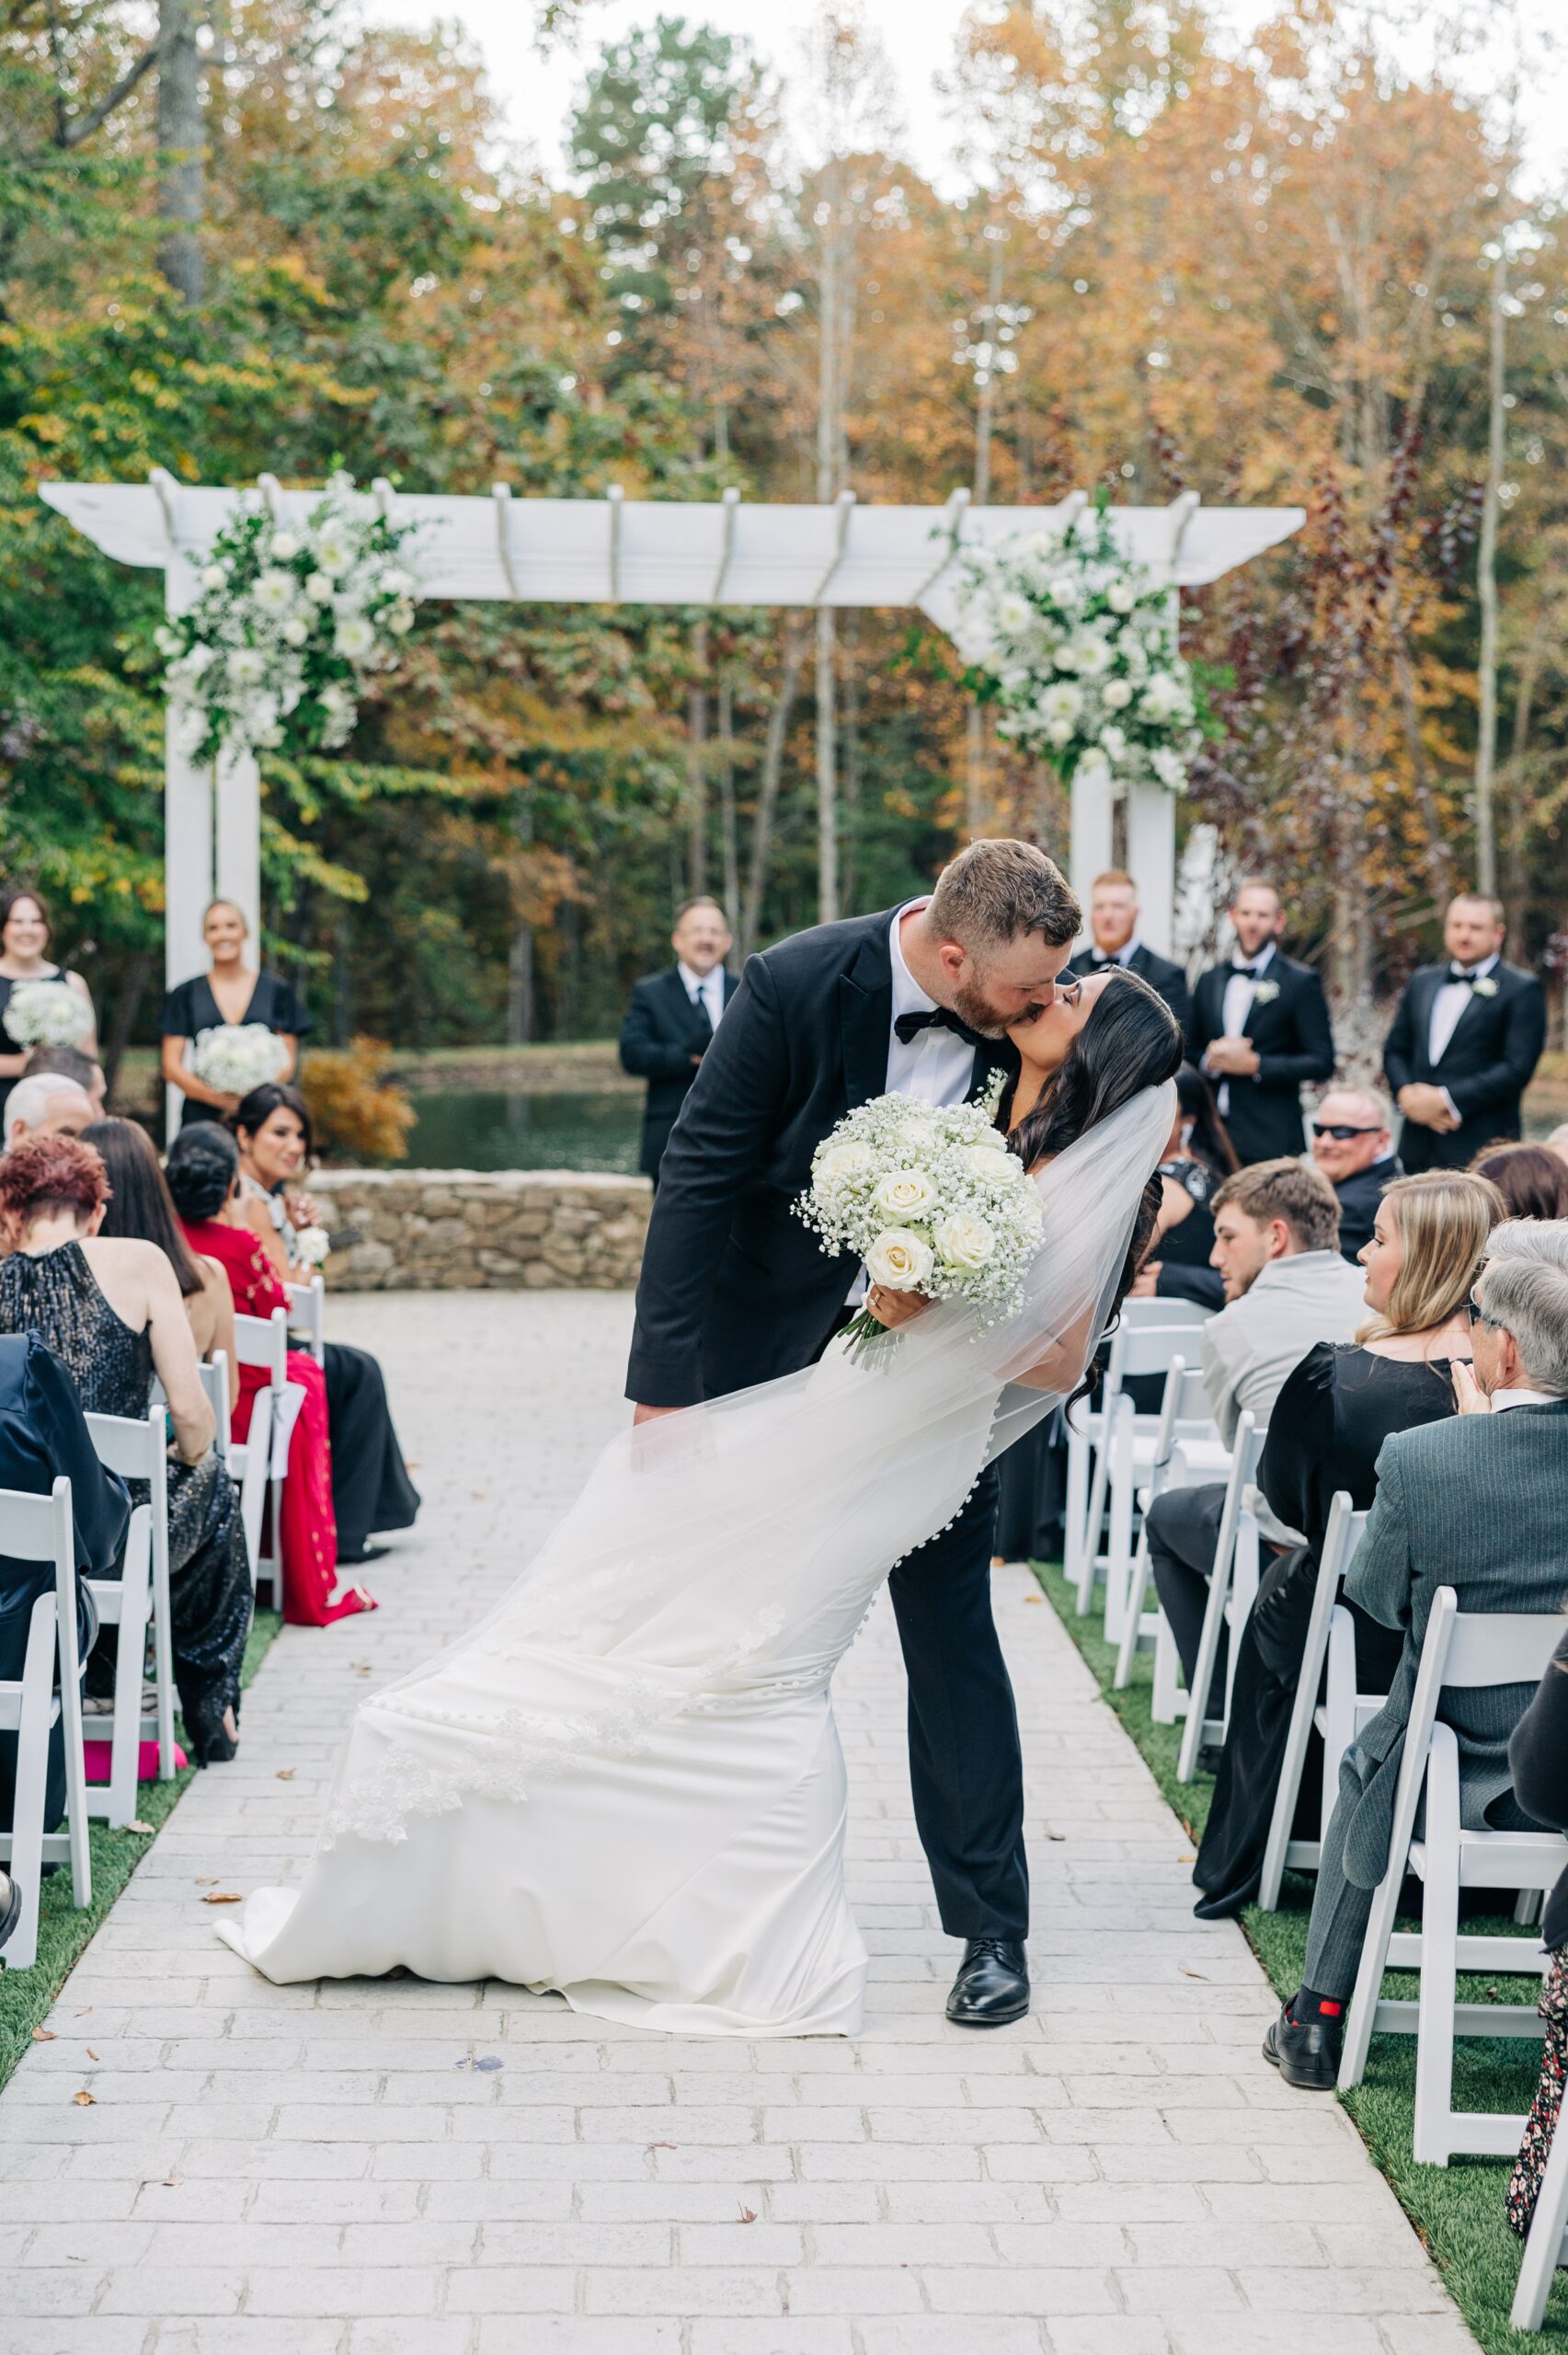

{"left": 627, "top": 839, "right": 1082, "bottom": 2026}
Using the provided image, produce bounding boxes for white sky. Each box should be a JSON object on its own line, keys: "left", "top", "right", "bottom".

{"left": 361, "top": 0, "right": 1567, "bottom": 195}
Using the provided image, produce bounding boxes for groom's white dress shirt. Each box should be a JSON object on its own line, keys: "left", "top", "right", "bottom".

{"left": 678, "top": 959, "right": 727, "bottom": 1033}
{"left": 884, "top": 899, "right": 977, "bottom": 1108}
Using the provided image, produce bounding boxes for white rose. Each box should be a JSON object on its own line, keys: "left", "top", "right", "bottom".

{"left": 963, "top": 1143, "right": 1013, "bottom": 1184}
{"left": 1045, "top": 717, "right": 1074, "bottom": 748}
{"left": 996, "top": 592, "right": 1032, "bottom": 634}
{"left": 200, "top": 563, "right": 225, "bottom": 591}
{"left": 1101, "top": 677, "right": 1134, "bottom": 710}
{"left": 1070, "top": 632, "right": 1112, "bottom": 677}
{"left": 815, "top": 1141, "right": 873, "bottom": 1185}
{"left": 386, "top": 601, "right": 415, "bottom": 635}
{"left": 1150, "top": 746, "right": 1188, "bottom": 791}
{"left": 874, "top": 1166, "right": 938, "bottom": 1220}
{"left": 269, "top": 531, "right": 300, "bottom": 561}
{"left": 228, "top": 647, "right": 266, "bottom": 686}
{"left": 864, "top": 1229, "right": 934, "bottom": 1292}
{"left": 1139, "top": 672, "right": 1187, "bottom": 722}
{"left": 280, "top": 615, "right": 310, "bottom": 648}
{"left": 968, "top": 1123, "right": 1008, "bottom": 1150}
{"left": 1099, "top": 724, "right": 1127, "bottom": 762}
{"left": 934, "top": 1212, "right": 996, "bottom": 1270}
{"left": 251, "top": 569, "right": 296, "bottom": 616}
{"left": 315, "top": 527, "right": 354, "bottom": 576}
{"left": 379, "top": 566, "right": 415, "bottom": 599}
{"left": 1052, "top": 639, "right": 1081, "bottom": 672}
{"left": 177, "top": 640, "right": 214, "bottom": 679}
{"left": 335, "top": 615, "right": 376, "bottom": 660}
{"left": 304, "top": 571, "right": 335, "bottom": 603}
{"left": 1106, "top": 580, "right": 1138, "bottom": 614}
{"left": 1039, "top": 681, "right": 1083, "bottom": 725}
{"left": 319, "top": 683, "right": 354, "bottom": 716}
{"left": 1047, "top": 573, "right": 1082, "bottom": 609}
{"left": 155, "top": 625, "right": 182, "bottom": 658}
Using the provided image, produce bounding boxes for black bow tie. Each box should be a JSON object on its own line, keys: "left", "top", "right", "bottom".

{"left": 1230, "top": 961, "right": 1262, "bottom": 979}
{"left": 895, "top": 1005, "right": 989, "bottom": 1050}
{"left": 1090, "top": 951, "right": 1123, "bottom": 970}
{"left": 1447, "top": 965, "right": 1483, "bottom": 985}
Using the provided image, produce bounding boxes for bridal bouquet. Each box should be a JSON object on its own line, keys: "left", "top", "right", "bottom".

{"left": 191, "top": 1022, "right": 288, "bottom": 1097}
{"left": 796, "top": 1091, "right": 1045, "bottom": 1356}
{"left": 3, "top": 982, "right": 92, "bottom": 1050}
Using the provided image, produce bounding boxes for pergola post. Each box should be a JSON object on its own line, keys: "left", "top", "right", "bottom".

{"left": 215, "top": 747, "right": 261, "bottom": 941}
{"left": 1069, "top": 757, "right": 1115, "bottom": 920}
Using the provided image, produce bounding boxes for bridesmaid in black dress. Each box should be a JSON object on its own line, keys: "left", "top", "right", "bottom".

{"left": 1191, "top": 1167, "right": 1505, "bottom": 1916}
{"left": 159, "top": 898, "right": 309, "bottom": 1130}
{"left": 0, "top": 886, "right": 97, "bottom": 1132}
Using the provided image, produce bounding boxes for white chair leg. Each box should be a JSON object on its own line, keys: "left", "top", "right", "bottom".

{"left": 1064, "top": 1416, "right": 1089, "bottom": 1593}
{"left": 1411, "top": 1746, "right": 1461, "bottom": 2166}
{"left": 1103, "top": 1402, "right": 1136, "bottom": 1648}
{"left": 1222, "top": 1516, "right": 1259, "bottom": 1736}
{"left": 1177, "top": 1557, "right": 1230, "bottom": 1784}
{"left": 1516, "top": 1888, "right": 1545, "bottom": 1928}
{"left": 1115, "top": 1528, "right": 1152, "bottom": 1689}
{"left": 1511, "top": 2089, "right": 1568, "bottom": 2331}
{"left": 107, "top": 1520, "right": 152, "bottom": 1829}
{"left": 54, "top": 1560, "right": 90, "bottom": 1913}
{"left": 1259, "top": 1668, "right": 1320, "bottom": 1915}
{"left": 1339, "top": 1837, "right": 1408, "bottom": 2092}
{"left": 4, "top": 1595, "right": 57, "bottom": 1970}
{"left": 1151, "top": 1610, "right": 1183, "bottom": 1726}
{"left": 1076, "top": 1430, "right": 1109, "bottom": 1617}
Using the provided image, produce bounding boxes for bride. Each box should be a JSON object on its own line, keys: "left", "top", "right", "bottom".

{"left": 221, "top": 971, "right": 1180, "bottom": 2037}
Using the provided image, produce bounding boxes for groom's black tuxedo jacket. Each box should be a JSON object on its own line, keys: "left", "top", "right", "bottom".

{"left": 625, "top": 907, "right": 1019, "bottom": 1409}
{"left": 1382, "top": 959, "right": 1546, "bottom": 1172}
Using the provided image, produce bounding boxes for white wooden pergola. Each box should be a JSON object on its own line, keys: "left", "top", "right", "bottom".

{"left": 40, "top": 475, "right": 1303, "bottom": 983}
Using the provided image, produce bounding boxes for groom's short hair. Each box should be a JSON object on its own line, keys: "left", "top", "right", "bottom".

{"left": 926, "top": 840, "right": 1081, "bottom": 956}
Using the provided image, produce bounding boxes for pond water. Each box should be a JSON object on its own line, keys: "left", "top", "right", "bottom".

{"left": 401, "top": 1087, "right": 643, "bottom": 1174}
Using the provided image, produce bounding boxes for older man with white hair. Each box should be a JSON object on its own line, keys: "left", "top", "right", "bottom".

{"left": 4, "top": 1074, "right": 93, "bottom": 1152}
{"left": 1268, "top": 1217, "right": 1568, "bottom": 2091}
{"left": 1310, "top": 1084, "right": 1402, "bottom": 1262}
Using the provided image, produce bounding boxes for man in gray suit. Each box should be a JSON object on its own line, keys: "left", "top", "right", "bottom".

{"left": 1267, "top": 1218, "right": 1568, "bottom": 2090}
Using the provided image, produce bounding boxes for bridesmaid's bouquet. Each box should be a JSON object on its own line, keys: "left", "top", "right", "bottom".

{"left": 3, "top": 982, "right": 92, "bottom": 1049}
{"left": 796, "top": 1091, "right": 1046, "bottom": 1355}
{"left": 191, "top": 1021, "right": 288, "bottom": 1096}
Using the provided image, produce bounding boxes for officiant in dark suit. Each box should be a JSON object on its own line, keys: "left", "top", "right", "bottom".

{"left": 626, "top": 839, "right": 1082, "bottom": 2030}
{"left": 1068, "top": 867, "right": 1191, "bottom": 1031}
{"left": 619, "top": 897, "right": 739, "bottom": 1188}
{"left": 1188, "top": 879, "right": 1335, "bottom": 1166}
{"left": 1382, "top": 892, "right": 1547, "bottom": 1174}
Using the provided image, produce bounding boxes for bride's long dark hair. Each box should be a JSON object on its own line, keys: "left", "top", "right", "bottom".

{"left": 1010, "top": 967, "right": 1185, "bottom": 1353}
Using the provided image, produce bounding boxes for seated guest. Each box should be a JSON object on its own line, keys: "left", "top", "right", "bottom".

{"left": 230, "top": 1085, "right": 418, "bottom": 1566}
{"left": 160, "top": 897, "right": 308, "bottom": 1128}
{"left": 1144, "top": 1159, "right": 1366, "bottom": 1699}
{"left": 1188, "top": 879, "right": 1335, "bottom": 1166}
{"left": 1470, "top": 1141, "right": 1568, "bottom": 1223}
{"left": 1267, "top": 1216, "right": 1568, "bottom": 2092}
{"left": 166, "top": 1124, "right": 372, "bottom": 1626}
{"left": 1192, "top": 1171, "right": 1502, "bottom": 1918}
{"left": 0, "top": 1330, "right": 129, "bottom": 1931}
{"left": 1067, "top": 868, "right": 1192, "bottom": 1030}
{"left": 619, "top": 896, "right": 738, "bottom": 1189}
{"left": 23, "top": 1045, "right": 106, "bottom": 1119}
{"left": 1310, "top": 1086, "right": 1402, "bottom": 1261}
{"left": 0, "top": 1136, "right": 250, "bottom": 1763}
{"left": 4, "top": 1073, "right": 93, "bottom": 1152}
{"left": 1383, "top": 890, "right": 1547, "bottom": 1173}
{"left": 84, "top": 1118, "right": 238, "bottom": 1416}
{"left": 1506, "top": 1625, "right": 1568, "bottom": 2241}
{"left": 1129, "top": 1063, "right": 1237, "bottom": 1312}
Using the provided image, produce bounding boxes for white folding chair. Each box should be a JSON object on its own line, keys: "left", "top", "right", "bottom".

{"left": 1512, "top": 2090, "right": 1568, "bottom": 2329}
{"left": 200, "top": 1350, "right": 231, "bottom": 1458}
{"left": 1064, "top": 1298, "right": 1208, "bottom": 1604}
{"left": 231, "top": 1308, "right": 289, "bottom": 1601}
{"left": 84, "top": 1405, "right": 177, "bottom": 1806}
{"left": 1173, "top": 1412, "right": 1268, "bottom": 1779}
{"left": 0, "top": 1477, "right": 91, "bottom": 1968}
{"left": 1113, "top": 1359, "right": 1214, "bottom": 1688}
{"left": 1257, "top": 1494, "right": 1371, "bottom": 1910}
{"left": 1081, "top": 1320, "right": 1229, "bottom": 1642}
{"left": 288, "top": 1277, "right": 325, "bottom": 1364}
{"left": 1337, "top": 1589, "right": 1568, "bottom": 2165}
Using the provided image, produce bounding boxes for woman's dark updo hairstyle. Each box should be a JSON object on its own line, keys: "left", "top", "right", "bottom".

{"left": 1175, "top": 1060, "right": 1239, "bottom": 1175}
{"left": 82, "top": 1117, "right": 206, "bottom": 1299}
{"left": 1009, "top": 969, "right": 1184, "bottom": 1376}
{"left": 230, "top": 1080, "right": 314, "bottom": 1159}
{"left": 165, "top": 1121, "right": 240, "bottom": 1223}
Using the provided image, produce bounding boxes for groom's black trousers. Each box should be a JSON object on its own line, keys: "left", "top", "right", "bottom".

{"left": 887, "top": 1461, "right": 1029, "bottom": 1943}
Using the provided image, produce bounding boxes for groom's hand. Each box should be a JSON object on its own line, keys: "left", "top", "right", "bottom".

{"left": 632, "top": 1403, "right": 681, "bottom": 1426}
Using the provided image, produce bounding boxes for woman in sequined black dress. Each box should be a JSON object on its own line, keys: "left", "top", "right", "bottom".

{"left": 0, "top": 1134, "right": 252, "bottom": 1763}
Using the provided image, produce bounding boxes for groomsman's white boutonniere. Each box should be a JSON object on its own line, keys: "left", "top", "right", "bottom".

{"left": 1473, "top": 975, "right": 1499, "bottom": 997}
{"left": 1251, "top": 980, "right": 1280, "bottom": 1005}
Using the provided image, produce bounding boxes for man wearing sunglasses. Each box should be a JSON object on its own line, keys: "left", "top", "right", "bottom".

{"left": 1309, "top": 1086, "right": 1401, "bottom": 1262}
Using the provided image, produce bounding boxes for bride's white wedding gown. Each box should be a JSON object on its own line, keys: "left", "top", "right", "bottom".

{"left": 221, "top": 1086, "right": 1171, "bottom": 2036}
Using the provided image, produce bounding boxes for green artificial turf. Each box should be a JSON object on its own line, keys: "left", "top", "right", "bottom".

{"left": 0, "top": 1603, "right": 281, "bottom": 2090}
{"left": 1034, "top": 1560, "right": 1568, "bottom": 2351}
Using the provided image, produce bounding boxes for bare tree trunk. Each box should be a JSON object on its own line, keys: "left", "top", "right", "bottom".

{"left": 1504, "top": 627, "right": 1540, "bottom": 944}
{"left": 841, "top": 611, "right": 861, "bottom": 912}
{"left": 815, "top": 607, "right": 838, "bottom": 925}
{"left": 331, "top": 916, "right": 353, "bottom": 1048}
{"left": 814, "top": 159, "right": 846, "bottom": 928}
{"left": 966, "top": 230, "right": 1001, "bottom": 836}
{"left": 156, "top": 0, "right": 204, "bottom": 304}
{"left": 507, "top": 796, "right": 534, "bottom": 1045}
{"left": 686, "top": 620, "right": 709, "bottom": 898}
{"left": 1474, "top": 253, "right": 1506, "bottom": 897}
{"left": 102, "top": 949, "right": 152, "bottom": 1103}
{"left": 741, "top": 618, "right": 808, "bottom": 961}
{"left": 717, "top": 672, "right": 740, "bottom": 936}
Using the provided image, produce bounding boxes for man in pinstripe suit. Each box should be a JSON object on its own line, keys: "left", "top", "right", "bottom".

{"left": 1267, "top": 1220, "right": 1568, "bottom": 2091}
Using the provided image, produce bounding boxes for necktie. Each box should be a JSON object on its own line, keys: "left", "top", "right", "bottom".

{"left": 894, "top": 1005, "right": 988, "bottom": 1049}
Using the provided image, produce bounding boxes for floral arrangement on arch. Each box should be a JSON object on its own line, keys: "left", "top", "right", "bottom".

{"left": 951, "top": 493, "right": 1221, "bottom": 795}
{"left": 156, "top": 474, "right": 419, "bottom": 764}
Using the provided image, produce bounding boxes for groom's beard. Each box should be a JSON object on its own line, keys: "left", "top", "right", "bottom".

{"left": 948, "top": 976, "right": 1043, "bottom": 1040}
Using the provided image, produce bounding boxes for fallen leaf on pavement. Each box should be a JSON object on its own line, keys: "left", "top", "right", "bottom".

{"left": 194, "top": 1877, "right": 217, "bottom": 1887}
{"left": 128, "top": 1821, "right": 155, "bottom": 1836}
{"left": 163, "top": 2172, "right": 183, "bottom": 2188}
{"left": 73, "top": 2007, "right": 91, "bottom": 2017}
{"left": 1177, "top": 1854, "right": 1196, "bottom": 1865}
{"left": 72, "top": 2090, "right": 96, "bottom": 2107}
{"left": 647, "top": 2141, "right": 676, "bottom": 2151}
{"left": 86, "top": 2049, "right": 98, "bottom": 2062}
{"left": 1178, "top": 1965, "right": 1209, "bottom": 1981}
{"left": 1023, "top": 1594, "right": 1043, "bottom": 1605}
{"left": 31, "top": 2026, "right": 55, "bottom": 2042}
{"left": 201, "top": 1892, "right": 243, "bottom": 1905}
{"left": 275, "top": 1769, "right": 295, "bottom": 1781}
{"left": 738, "top": 2205, "right": 756, "bottom": 2224}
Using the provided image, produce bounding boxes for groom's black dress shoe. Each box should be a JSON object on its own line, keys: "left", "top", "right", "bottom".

{"left": 945, "top": 1937, "right": 1030, "bottom": 2028}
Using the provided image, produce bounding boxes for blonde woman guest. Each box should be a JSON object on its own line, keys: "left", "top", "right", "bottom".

{"left": 1191, "top": 1169, "right": 1505, "bottom": 1917}
{"left": 0, "top": 888, "right": 97, "bottom": 1129}
{"left": 159, "top": 899, "right": 309, "bottom": 1129}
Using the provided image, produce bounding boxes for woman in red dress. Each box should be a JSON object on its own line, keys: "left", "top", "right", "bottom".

{"left": 165, "top": 1124, "right": 374, "bottom": 1626}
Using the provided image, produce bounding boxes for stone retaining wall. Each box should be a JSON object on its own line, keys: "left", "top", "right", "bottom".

{"left": 310, "top": 1168, "right": 651, "bottom": 1290}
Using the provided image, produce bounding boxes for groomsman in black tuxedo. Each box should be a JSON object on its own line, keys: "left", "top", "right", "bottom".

{"left": 1382, "top": 892, "right": 1548, "bottom": 1174}
{"left": 619, "top": 897, "right": 739, "bottom": 1188}
{"left": 1067, "top": 867, "right": 1192, "bottom": 1032}
{"left": 1189, "top": 879, "right": 1335, "bottom": 1166}
{"left": 627, "top": 839, "right": 1083, "bottom": 2028}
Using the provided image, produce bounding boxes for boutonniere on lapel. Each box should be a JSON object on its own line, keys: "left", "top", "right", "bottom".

{"left": 1251, "top": 980, "right": 1280, "bottom": 1005}
{"left": 1472, "top": 975, "right": 1499, "bottom": 998}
